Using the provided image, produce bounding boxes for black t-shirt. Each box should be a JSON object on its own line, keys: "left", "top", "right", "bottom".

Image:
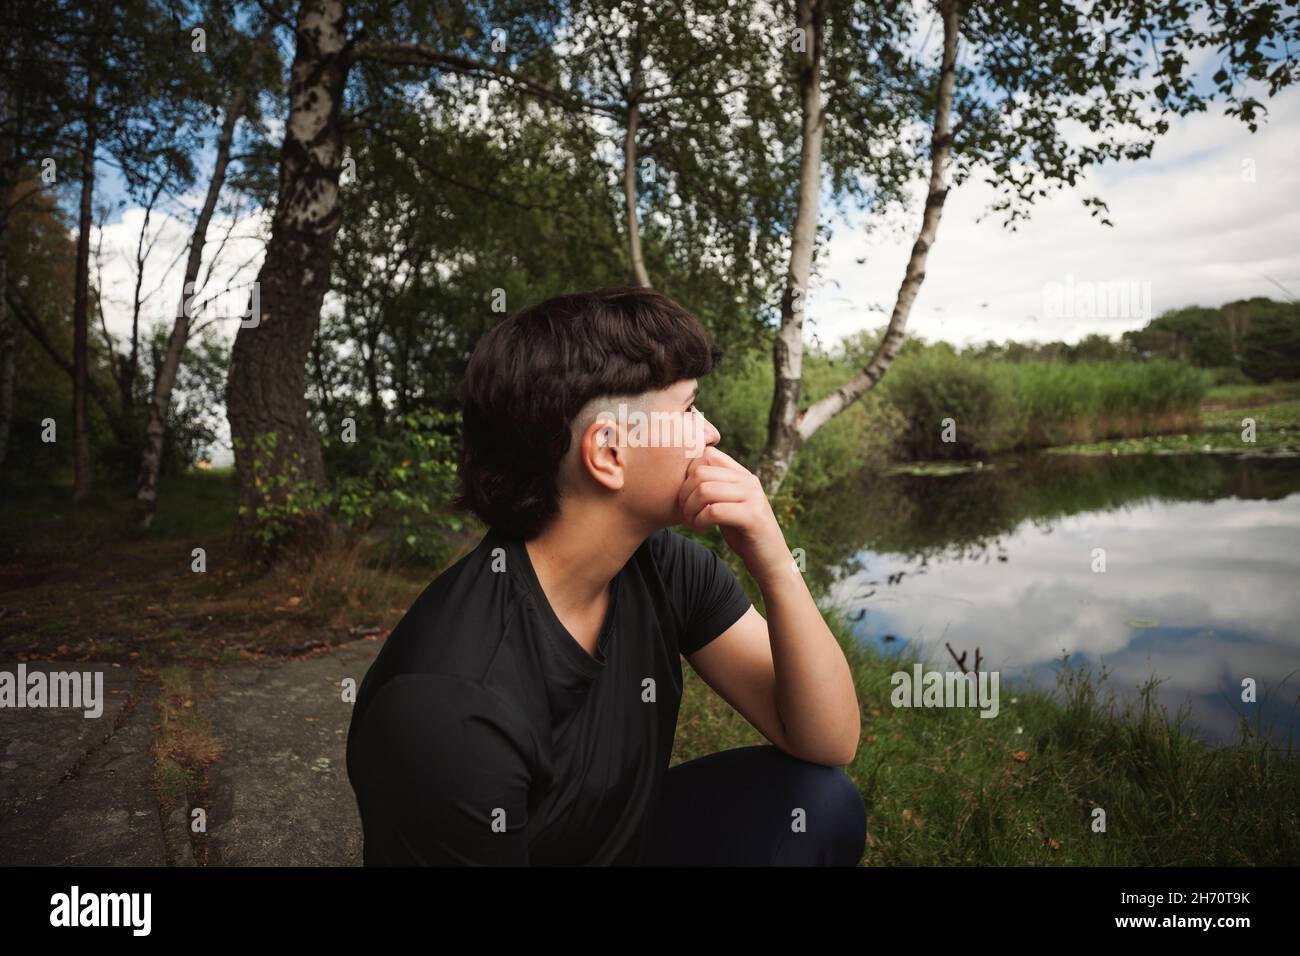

{"left": 344, "top": 526, "right": 754, "bottom": 865}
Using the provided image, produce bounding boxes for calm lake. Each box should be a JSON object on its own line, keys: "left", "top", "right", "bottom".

{"left": 802, "top": 452, "right": 1300, "bottom": 749}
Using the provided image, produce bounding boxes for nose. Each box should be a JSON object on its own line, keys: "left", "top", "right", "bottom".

{"left": 700, "top": 413, "right": 721, "bottom": 447}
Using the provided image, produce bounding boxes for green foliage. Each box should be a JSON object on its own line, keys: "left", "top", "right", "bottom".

{"left": 793, "top": 351, "right": 907, "bottom": 491}
{"left": 1010, "top": 359, "right": 1209, "bottom": 446}
{"left": 334, "top": 410, "right": 463, "bottom": 566}
{"left": 1122, "top": 306, "right": 1234, "bottom": 366}
{"left": 701, "top": 346, "right": 906, "bottom": 493}
{"left": 1205, "top": 365, "right": 1252, "bottom": 387}
{"left": 240, "top": 411, "right": 463, "bottom": 564}
{"left": 158, "top": 325, "right": 230, "bottom": 474}
{"left": 879, "top": 349, "right": 1025, "bottom": 459}
{"left": 1121, "top": 298, "right": 1300, "bottom": 381}
{"left": 875, "top": 350, "right": 1208, "bottom": 459}
{"left": 1242, "top": 306, "right": 1300, "bottom": 383}
{"left": 242, "top": 432, "right": 331, "bottom": 552}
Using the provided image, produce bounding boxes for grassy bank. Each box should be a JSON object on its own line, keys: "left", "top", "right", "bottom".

{"left": 674, "top": 605, "right": 1300, "bottom": 866}
{"left": 1049, "top": 395, "right": 1300, "bottom": 456}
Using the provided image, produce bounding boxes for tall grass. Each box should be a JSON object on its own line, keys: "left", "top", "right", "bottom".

{"left": 878, "top": 355, "right": 1209, "bottom": 459}
{"left": 1011, "top": 359, "right": 1208, "bottom": 447}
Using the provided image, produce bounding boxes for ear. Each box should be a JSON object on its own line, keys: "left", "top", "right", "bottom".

{"left": 579, "top": 415, "right": 625, "bottom": 491}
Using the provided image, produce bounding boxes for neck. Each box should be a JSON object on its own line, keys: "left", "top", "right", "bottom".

{"left": 523, "top": 502, "right": 650, "bottom": 618}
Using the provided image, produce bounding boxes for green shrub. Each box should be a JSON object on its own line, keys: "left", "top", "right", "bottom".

{"left": 878, "top": 350, "right": 1024, "bottom": 459}
{"left": 240, "top": 411, "right": 462, "bottom": 564}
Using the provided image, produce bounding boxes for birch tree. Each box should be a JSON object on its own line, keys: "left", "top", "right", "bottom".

{"left": 756, "top": 0, "right": 1300, "bottom": 493}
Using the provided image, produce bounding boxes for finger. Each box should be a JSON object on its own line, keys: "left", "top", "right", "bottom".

{"left": 678, "top": 465, "right": 742, "bottom": 514}
{"left": 686, "top": 500, "right": 744, "bottom": 531}
{"left": 681, "top": 479, "right": 750, "bottom": 521}
{"left": 677, "top": 464, "right": 739, "bottom": 509}
{"left": 701, "top": 446, "right": 746, "bottom": 472}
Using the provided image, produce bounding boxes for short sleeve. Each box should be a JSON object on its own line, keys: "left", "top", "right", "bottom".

{"left": 347, "top": 673, "right": 535, "bottom": 866}
{"left": 655, "top": 530, "right": 754, "bottom": 656}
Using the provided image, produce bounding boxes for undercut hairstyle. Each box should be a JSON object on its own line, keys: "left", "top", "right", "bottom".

{"left": 455, "top": 286, "right": 725, "bottom": 540}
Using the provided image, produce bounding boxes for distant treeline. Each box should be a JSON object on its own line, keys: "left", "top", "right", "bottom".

{"left": 959, "top": 297, "right": 1300, "bottom": 383}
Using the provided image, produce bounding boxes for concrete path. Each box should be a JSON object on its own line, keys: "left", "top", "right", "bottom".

{"left": 1, "top": 640, "right": 382, "bottom": 867}
{"left": 203, "top": 640, "right": 379, "bottom": 866}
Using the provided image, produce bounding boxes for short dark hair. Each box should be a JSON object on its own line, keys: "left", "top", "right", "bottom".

{"left": 454, "top": 286, "right": 724, "bottom": 540}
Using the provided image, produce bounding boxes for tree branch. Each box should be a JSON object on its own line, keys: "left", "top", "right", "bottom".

{"left": 350, "top": 43, "right": 623, "bottom": 117}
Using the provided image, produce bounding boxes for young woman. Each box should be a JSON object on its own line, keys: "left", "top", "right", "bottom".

{"left": 345, "top": 287, "right": 866, "bottom": 865}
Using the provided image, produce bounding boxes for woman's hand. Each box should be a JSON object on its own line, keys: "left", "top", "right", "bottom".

{"left": 677, "top": 446, "right": 791, "bottom": 583}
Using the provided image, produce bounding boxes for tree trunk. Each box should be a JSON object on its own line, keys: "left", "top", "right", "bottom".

{"left": 758, "top": 0, "right": 960, "bottom": 494}
{"left": 0, "top": 175, "right": 14, "bottom": 467}
{"left": 363, "top": 324, "right": 382, "bottom": 429}
{"left": 72, "top": 70, "right": 98, "bottom": 504}
{"left": 8, "top": 289, "right": 131, "bottom": 443}
{"left": 310, "top": 326, "right": 334, "bottom": 420}
{"left": 135, "top": 76, "right": 252, "bottom": 529}
{"left": 0, "top": 46, "right": 15, "bottom": 466}
{"left": 622, "top": 101, "right": 650, "bottom": 288}
{"left": 755, "top": 0, "right": 826, "bottom": 493}
{"left": 622, "top": 23, "right": 650, "bottom": 288}
{"left": 226, "top": 0, "right": 349, "bottom": 547}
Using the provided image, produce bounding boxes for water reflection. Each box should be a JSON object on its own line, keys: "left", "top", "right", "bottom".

{"left": 803, "top": 455, "right": 1300, "bottom": 748}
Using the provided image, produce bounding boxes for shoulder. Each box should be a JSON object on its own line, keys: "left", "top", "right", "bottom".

{"left": 642, "top": 526, "right": 734, "bottom": 580}
{"left": 347, "top": 672, "right": 539, "bottom": 785}
{"left": 643, "top": 526, "right": 704, "bottom": 568}
{"left": 364, "top": 532, "right": 526, "bottom": 681}
{"left": 636, "top": 527, "right": 752, "bottom": 652}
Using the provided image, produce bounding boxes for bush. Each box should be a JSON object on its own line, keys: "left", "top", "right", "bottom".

{"left": 878, "top": 350, "right": 1024, "bottom": 459}
{"left": 1242, "top": 308, "right": 1300, "bottom": 382}
{"left": 1206, "top": 366, "right": 1252, "bottom": 387}
{"left": 241, "top": 410, "right": 463, "bottom": 565}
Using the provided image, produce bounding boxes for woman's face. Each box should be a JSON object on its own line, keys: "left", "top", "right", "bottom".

{"left": 637, "top": 378, "right": 720, "bottom": 528}
{"left": 578, "top": 378, "right": 722, "bottom": 531}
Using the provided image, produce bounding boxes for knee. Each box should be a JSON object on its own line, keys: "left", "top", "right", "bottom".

{"left": 819, "top": 766, "right": 868, "bottom": 864}
{"left": 780, "top": 757, "right": 868, "bottom": 866}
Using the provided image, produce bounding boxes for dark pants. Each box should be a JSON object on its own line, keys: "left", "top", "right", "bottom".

{"left": 639, "top": 744, "right": 867, "bottom": 866}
